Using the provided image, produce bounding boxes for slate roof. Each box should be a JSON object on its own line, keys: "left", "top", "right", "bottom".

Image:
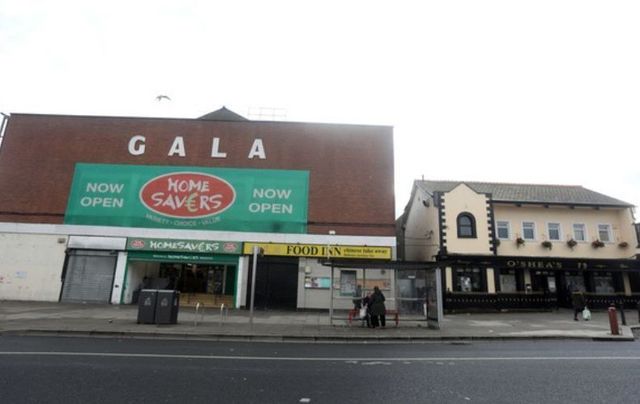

{"left": 416, "top": 180, "right": 633, "bottom": 207}
{"left": 198, "top": 106, "right": 248, "bottom": 121}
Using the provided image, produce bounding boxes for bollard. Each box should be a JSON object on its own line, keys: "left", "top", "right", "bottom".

{"left": 194, "top": 302, "right": 203, "bottom": 327}
{"left": 637, "top": 301, "right": 640, "bottom": 324}
{"left": 219, "top": 303, "right": 228, "bottom": 326}
{"left": 608, "top": 304, "right": 620, "bottom": 335}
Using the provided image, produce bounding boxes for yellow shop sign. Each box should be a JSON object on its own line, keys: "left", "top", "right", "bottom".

{"left": 243, "top": 243, "right": 392, "bottom": 260}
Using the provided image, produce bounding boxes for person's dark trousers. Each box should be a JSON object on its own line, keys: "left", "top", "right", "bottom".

{"left": 370, "top": 315, "right": 379, "bottom": 328}
{"left": 380, "top": 314, "right": 386, "bottom": 327}
{"left": 574, "top": 308, "right": 582, "bottom": 320}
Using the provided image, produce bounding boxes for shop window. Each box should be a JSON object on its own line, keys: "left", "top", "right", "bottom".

{"left": 573, "top": 223, "right": 586, "bottom": 241}
{"left": 453, "top": 268, "right": 485, "bottom": 292}
{"left": 457, "top": 213, "right": 476, "bottom": 238}
{"left": 522, "top": 221, "right": 536, "bottom": 240}
{"left": 496, "top": 221, "right": 510, "bottom": 240}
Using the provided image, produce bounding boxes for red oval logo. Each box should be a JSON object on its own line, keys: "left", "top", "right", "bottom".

{"left": 130, "top": 239, "right": 145, "bottom": 249}
{"left": 139, "top": 172, "right": 236, "bottom": 218}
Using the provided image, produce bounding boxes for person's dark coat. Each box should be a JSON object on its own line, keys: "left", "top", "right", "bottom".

{"left": 370, "top": 289, "right": 386, "bottom": 316}
{"left": 571, "top": 291, "right": 585, "bottom": 309}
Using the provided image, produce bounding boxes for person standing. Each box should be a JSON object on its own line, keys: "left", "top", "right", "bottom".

{"left": 370, "top": 286, "right": 386, "bottom": 328}
{"left": 353, "top": 285, "right": 363, "bottom": 310}
{"left": 361, "top": 293, "right": 372, "bottom": 328}
{"left": 571, "top": 290, "right": 586, "bottom": 321}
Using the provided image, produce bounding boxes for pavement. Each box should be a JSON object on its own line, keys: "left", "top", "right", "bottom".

{"left": 1, "top": 300, "right": 637, "bottom": 342}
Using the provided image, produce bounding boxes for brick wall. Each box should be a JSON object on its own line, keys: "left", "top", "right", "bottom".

{"left": 0, "top": 114, "right": 395, "bottom": 236}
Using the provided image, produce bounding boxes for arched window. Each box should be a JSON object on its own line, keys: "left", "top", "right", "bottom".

{"left": 457, "top": 212, "right": 476, "bottom": 238}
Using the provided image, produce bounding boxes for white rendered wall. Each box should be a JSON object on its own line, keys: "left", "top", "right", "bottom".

{"left": 403, "top": 187, "right": 439, "bottom": 261}
{"left": 0, "top": 233, "right": 66, "bottom": 301}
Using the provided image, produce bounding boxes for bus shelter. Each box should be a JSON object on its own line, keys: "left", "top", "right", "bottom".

{"left": 321, "top": 260, "right": 444, "bottom": 329}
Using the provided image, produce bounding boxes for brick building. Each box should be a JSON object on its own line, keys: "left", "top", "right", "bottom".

{"left": 0, "top": 108, "right": 396, "bottom": 309}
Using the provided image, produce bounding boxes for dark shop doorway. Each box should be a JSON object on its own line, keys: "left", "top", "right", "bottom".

{"left": 246, "top": 256, "right": 299, "bottom": 310}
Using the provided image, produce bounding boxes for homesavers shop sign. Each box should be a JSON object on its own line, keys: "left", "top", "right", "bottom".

{"left": 127, "top": 238, "right": 241, "bottom": 254}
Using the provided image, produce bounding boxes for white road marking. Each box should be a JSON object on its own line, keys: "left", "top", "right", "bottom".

{"left": 1, "top": 352, "right": 640, "bottom": 362}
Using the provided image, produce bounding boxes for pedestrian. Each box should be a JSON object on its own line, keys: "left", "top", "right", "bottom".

{"left": 361, "top": 293, "right": 372, "bottom": 328}
{"left": 571, "top": 290, "right": 586, "bottom": 321}
{"left": 353, "top": 284, "right": 363, "bottom": 310}
{"left": 370, "top": 286, "right": 386, "bottom": 328}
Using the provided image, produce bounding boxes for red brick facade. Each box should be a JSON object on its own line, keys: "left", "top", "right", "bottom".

{"left": 0, "top": 113, "right": 395, "bottom": 236}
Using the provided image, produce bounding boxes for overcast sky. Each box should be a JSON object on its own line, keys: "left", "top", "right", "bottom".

{"left": 1, "top": 0, "right": 639, "bottom": 218}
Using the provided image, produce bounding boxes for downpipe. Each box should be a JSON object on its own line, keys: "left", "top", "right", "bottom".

{"left": 0, "top": 112, "right": 9, "bottom": 150}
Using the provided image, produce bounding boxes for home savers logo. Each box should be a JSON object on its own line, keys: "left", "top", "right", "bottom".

{"left": 140, "top": 172, "right": 236, "bottom": 223}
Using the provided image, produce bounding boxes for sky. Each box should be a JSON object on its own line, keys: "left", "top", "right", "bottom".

{"left": 1, "top": 0, "right": 639, "bottom": 218}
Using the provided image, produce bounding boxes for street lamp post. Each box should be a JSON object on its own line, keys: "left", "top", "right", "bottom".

{"left": 328, "top": 230, "right": 335, "bottom": 325}
{"left": 249, "top": 245, "right": 261, "bottom": 328}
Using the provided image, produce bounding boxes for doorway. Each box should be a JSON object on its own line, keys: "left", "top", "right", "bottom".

{"left": 246, "top": 256, "right": 299, "bottom": 310}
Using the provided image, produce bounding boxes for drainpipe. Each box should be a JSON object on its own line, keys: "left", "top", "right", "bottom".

{"left": 0, "top": 113, "right": 9, "bottom": 150}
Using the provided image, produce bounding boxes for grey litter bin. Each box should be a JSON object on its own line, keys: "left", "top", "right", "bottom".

{"left": 155, "top": 290, "right": 180, "bottom": 325}
{"left": 137, "top": 289, "right": 158, "bottom": 324}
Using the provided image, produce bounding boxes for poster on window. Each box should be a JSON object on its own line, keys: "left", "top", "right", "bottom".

{"left": 304, "top": 277, "right": 331, "bottom": 289}
{"left": 340, "top": 270, "right": 357, "bottom": 296}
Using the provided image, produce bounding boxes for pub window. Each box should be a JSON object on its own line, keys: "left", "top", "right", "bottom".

{"left": 499, "top": 269, "right": 517, "bottom": 293}
{"left": 573, "top": 223, "right": 586, "bottom": 241}
{"left": 457, "top": 213, "right": 477, "bottom": 238}
{"left": 522, "top": 221, "right": 536, "bottom": 240}
{"left": 496, "top": 221, "right": 510, "bottom": 240}
{"left": 593, "top": 271, "right": 615, "bottom": 294}
{"left": 547, "top": 223, "right": 561, "bottom": 241}
{"left": 453, "top": 268, "right": 485, "bottom": 292}
{"left": 597, "top": 224, "right": 612, "bottom": 242}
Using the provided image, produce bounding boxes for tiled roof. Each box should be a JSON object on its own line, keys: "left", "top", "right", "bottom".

{"left": 416, "top": 180, "right": 633, "bottom": 207}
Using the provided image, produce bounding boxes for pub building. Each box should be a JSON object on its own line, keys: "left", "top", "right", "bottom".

{"left": 0, "top": 108, "right": 396, "bottom": 310}
{"left": 398, "top": 180, "right": 640, "bottom": 311}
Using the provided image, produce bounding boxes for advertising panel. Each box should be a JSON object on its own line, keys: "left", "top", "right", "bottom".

{"left": 243, "top": 242, "right": 392, "bottom": 260}
{"left": 65, "top": 164, "right": 309, "bottom": 233}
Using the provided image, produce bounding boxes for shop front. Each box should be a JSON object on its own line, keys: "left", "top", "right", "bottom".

{"left": 243, "top": 242, "right": 394, "bottom": 311}
{"left": 442, "top": 255, "right": 640, "bottom": 311}
{"left": 122, "top": 237, "right": 242, "bottom": 308}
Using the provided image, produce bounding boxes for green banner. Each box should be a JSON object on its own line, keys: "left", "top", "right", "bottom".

{"left": 65, "top": 164, "right": 309, "bottom": 233}
{"left": 127, "top": 238, "right": 242, "bottom": 254}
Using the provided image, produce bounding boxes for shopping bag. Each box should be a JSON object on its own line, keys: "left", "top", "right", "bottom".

{"left": 359, "top": 307, "right": 367, "bottom": 319}
{"left": 582, "top": 307, "right": 591, "bottom": 321}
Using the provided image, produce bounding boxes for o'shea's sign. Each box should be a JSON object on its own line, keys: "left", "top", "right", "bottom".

{"left": 64, "top": 163, "right": 309, "bottom": 233}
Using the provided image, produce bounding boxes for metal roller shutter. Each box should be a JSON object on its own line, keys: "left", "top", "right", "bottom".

{"left": 61, "top": 250, "right": 117, "bottom": 304}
